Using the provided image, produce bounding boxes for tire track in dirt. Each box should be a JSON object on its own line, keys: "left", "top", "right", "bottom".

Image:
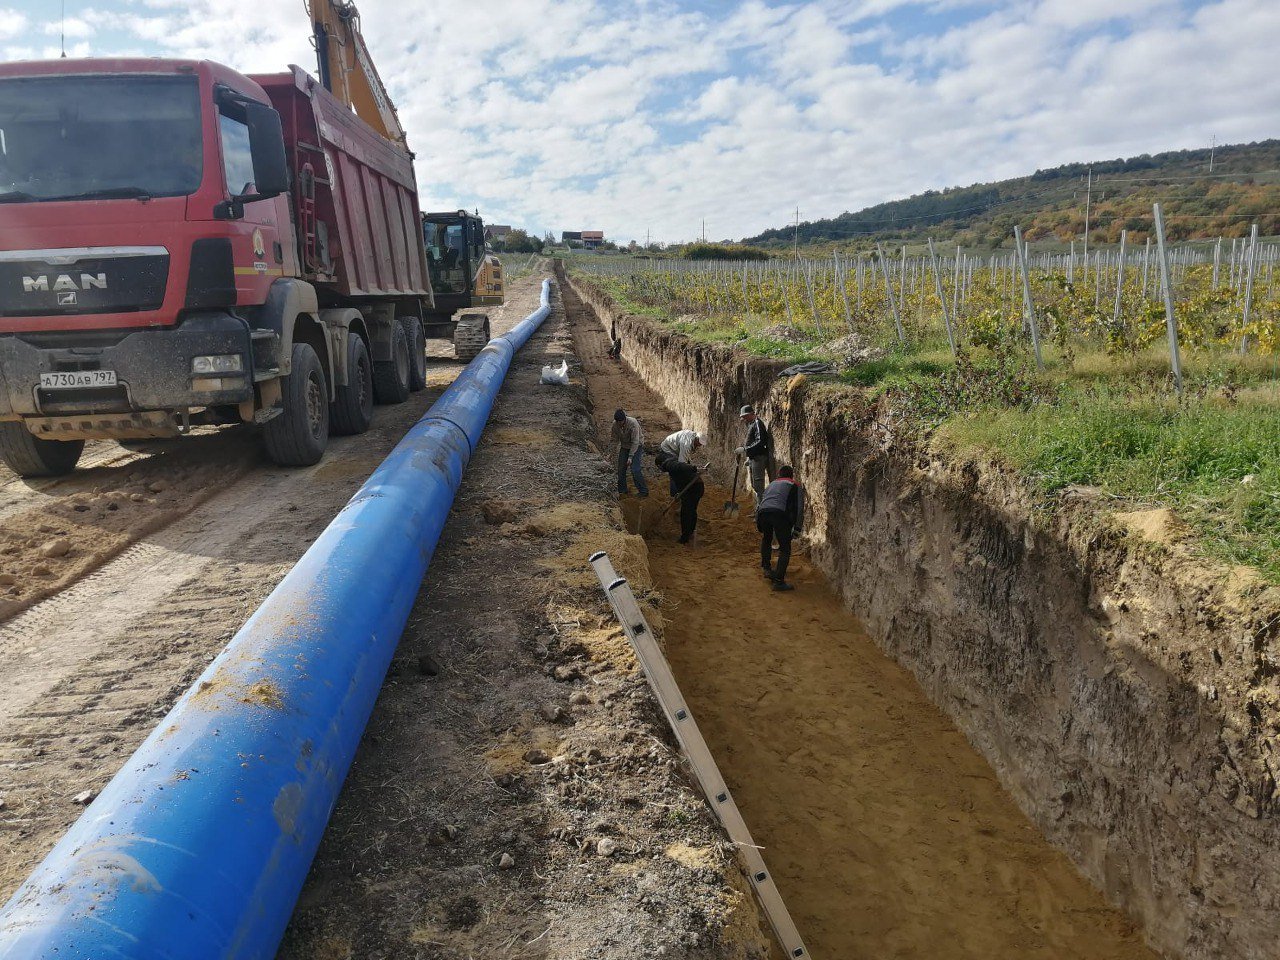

{"left": 0, "top": 277, "right": 543, "bottom": 902}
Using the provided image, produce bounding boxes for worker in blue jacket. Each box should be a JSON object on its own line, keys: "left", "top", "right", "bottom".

{"left": 756, "top": 465, "right": 804, "bottom": 591}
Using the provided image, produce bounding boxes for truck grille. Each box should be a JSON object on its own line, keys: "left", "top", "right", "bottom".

{"left": 0, "top": 249, "right": 169, "bottom": 317}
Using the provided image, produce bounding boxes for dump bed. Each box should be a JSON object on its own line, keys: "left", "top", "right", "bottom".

{"left": 254, "top": 65, "right": 430, "bottom": 300}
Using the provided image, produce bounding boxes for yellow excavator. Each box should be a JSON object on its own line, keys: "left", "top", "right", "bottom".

{"left": 307, "top": 1, "right": 505, "bottom": 359}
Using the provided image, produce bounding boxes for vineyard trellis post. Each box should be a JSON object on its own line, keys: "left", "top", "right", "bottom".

{"left": 1112, "top": 229, "right": 1128, "bottom": 334}
{"left": 833, "top": 252, "right": 854, "bottom": 334}
{"left": 1240, "top": 222, "right": 1260, "bottom": 354}
{"left": 875, "top": 242, "right": 906, "bottom": 344}
{"left": 1013, "top": 225, "right": 1043, "bottom": 369}
{"left": 927, "top": 238, "right": 958, "bottom": 356}
{"left": 951, "top": 245, "right": 962, "bottom": 330}
{"left": 1152, "top": 203, "right": 1184, "bottom": 395}
{"left": 803, "top": 262, "right": 826, "bottom": 337}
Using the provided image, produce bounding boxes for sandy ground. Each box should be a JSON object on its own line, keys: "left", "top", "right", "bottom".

{"left": 565, "top": 276, "right": 1159, "bottom": 959}
{"left": 0, "top": 285, "right": 527, "bottom": 902}
{"left": 276, "top": 280, "right": 768, "bottom": 959}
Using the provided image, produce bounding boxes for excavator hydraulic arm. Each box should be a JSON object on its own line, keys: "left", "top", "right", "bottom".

{"left": 306, "top": 0, "right": 409, "bottom": 152}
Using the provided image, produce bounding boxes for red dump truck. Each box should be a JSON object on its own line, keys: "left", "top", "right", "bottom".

{"left": 0, "top": 58, "right": 441, "bottom": 475}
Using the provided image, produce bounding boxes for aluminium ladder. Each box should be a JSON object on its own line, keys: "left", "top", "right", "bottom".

{"left": 589, "top": 551, "right": 810, "bottom": 958}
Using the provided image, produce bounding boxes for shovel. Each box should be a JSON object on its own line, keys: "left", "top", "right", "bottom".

{"left": 723, "top": 456, "right": 742, "bottom": 518}
{"left": 643, "top": 464, "right": 707, "bottom": 536}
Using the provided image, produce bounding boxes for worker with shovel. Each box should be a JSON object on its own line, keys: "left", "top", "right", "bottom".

{"left": 657, "top": 456, "right": 705, "bottom": 545}
{"left": 735, "top": 405, "right": 773, "bottom": 513}
{"left": 757, "top": 465, "right": 804, "bottom": 591}
{"left": 612, "top": 409, "right": 647, "bottom": 497}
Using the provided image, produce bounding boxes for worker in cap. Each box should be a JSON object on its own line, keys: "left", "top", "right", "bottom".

{"left": 611, "top": 408, "right": 647, "bottom": 497}
{"left": 656, "top": 428, "right": 703, "bottom": 467}
{"left": 735, "top": 404, "right": 773, "bottom": 512}
{"left": 756, "top": 464, "right": 804, "bottom": 591}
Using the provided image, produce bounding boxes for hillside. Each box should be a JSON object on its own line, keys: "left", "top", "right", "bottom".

{"left": 744, "top": 140, "right": 1280, "bottom": 250}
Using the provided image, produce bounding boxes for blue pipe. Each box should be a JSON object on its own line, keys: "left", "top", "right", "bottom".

{"left": 0, "top": 279, "right": 555, "bottom": 960}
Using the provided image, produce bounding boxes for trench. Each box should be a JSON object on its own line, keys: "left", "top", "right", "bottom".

{"left": 567, "top": 281, "right": 1158, "bottom": 959}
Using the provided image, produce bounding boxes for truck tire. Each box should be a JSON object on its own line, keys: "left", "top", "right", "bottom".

{"left": 264, "top": 342, "right": 330, "bottom": 467}
{"left": 403, "top": 317, "right": 427, "bottom": 393}
{"left": 330, "top": 333, "right": 374, "bottom": 436}
{"left": 454, "top": 313, "right": 490, "bottom": 361}
{"left": 0, "top": 423, "right": 84, "bottom": 477}
{"left": 373, "top": 320, "right": 411, "bottom": 405}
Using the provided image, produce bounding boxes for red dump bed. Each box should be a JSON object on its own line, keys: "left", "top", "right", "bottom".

{"left": 254, "top": 66, "right": 430, "bottom": 300}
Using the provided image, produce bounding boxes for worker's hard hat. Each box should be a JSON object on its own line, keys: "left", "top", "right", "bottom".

{"left": 739, "top": 404, "right": 754, "bottom": 416}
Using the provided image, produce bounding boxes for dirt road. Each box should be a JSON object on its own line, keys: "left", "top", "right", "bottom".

{"left": 0, "top": 281, "right": 532, "bottom": 901}
{"left": 565, "top": 276, "right": 1159, "bottom": 959}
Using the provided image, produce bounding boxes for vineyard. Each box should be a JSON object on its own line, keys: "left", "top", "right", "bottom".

{"left": 572, "top": 220, "right": 1280, "bottom": 581}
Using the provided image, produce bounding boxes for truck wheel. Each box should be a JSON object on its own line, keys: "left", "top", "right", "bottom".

{"left": 373, "top": 320, "right": 411, "bottom": 405}
{"left": 0, "top": 423, "right": 84, "bottom": 477}
{"left": 454, "top": 313, "right": 490, "bottom": 361}
{"left": 403, "top": 317, "right": 427, "bottom": 393}
{"left": 330, "top": 333, "right": 374, "bottom": 436}
{"left": 264, "top": 342, "right": 330, "bottom": 467}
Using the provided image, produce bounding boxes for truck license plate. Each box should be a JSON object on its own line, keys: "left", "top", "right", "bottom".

{"left": 39, "top": 370, "right": 118, "bottom": 390}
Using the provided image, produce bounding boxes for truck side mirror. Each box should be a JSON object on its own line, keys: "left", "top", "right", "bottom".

{"left": 244, "top": 101, "right": 289, "bottom": 199}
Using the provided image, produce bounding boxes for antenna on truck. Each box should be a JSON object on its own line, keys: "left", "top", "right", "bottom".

{"left": 60, "top": 1, "right": 67, "bottom": 58}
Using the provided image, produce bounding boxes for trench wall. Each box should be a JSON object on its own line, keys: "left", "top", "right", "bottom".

{"left": 564, "top": 266, "right": 1280, "bottom": 960}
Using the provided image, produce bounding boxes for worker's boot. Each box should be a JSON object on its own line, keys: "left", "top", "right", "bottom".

{"left": 772, "top": 580, "right": 794, "bottom": 592}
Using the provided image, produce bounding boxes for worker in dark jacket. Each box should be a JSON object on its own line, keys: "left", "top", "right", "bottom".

{"left": 660, "top": 457, "right": 704, "bottom": 545}
{"left": 735, "top": 404, "right": 772, "bottom": 511}
{"left": 756, "top": 465, "right": 804, "bottom": 591}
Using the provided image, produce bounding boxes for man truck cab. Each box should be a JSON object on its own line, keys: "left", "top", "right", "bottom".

{"left": 421, "top": 211, "right": 505, "bottom": 360}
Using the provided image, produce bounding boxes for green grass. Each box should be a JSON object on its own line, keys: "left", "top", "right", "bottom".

{"left": 944, "top": 393, "right": 1280, "bottom": 581}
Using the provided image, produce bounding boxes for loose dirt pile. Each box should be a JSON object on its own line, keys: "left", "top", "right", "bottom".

{"left": 814, "top": 331, "right": 886, "bottom": 366}
{"left": 277, "top": 280, "right": 769, "bottom": 959}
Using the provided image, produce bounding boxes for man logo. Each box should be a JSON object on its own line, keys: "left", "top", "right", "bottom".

{"left": 252, "top": 228, "right": 266, "bottom": 259}
{"left": 57, "top": 291, "right": 78, "bottom": 306}
{"left": 22, "top": 274, "right": 108, "bottom": 293}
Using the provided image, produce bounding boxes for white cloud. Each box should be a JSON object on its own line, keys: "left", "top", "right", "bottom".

{"left": 0, "top": 8, "right": 26, "bottom": 42}
{"left": 27, "top": 0, "right": 1280, "bottom": 243}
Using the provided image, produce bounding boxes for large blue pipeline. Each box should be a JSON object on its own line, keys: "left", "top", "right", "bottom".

{"left": 0, "top": 279, "right": 555, "bottom": 960}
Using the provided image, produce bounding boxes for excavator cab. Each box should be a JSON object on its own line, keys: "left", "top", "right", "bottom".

{"left": 422, "top": 210, "right": 506, "bottom": 359}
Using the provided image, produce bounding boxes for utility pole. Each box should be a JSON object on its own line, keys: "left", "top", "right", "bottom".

{"left": 701, "top": 218, "right": 706, "bottom": 242}
{"left": 793, "top": 206, "right": 800, "bottom": 260}
{"left": 1209, "top": 135, "right": 1216, "bottom": 172}
{"left": 645, "top": 227, "right": 650, "bottom": 249}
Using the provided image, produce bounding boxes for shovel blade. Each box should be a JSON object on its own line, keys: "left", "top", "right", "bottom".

{"left": 723, "top": 501, "right": 740, "bottom": 518}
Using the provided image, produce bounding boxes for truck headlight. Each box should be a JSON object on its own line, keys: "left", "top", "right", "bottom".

{"left": 192, "top": 354, "right": 244, "bottom": 374}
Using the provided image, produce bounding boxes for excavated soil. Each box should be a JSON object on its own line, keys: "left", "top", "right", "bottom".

{"left": 276, "top": 281, "right": 769, "bottom": 959}
{"left": 566, "top": 272, "right": 1156, "bottom": 959}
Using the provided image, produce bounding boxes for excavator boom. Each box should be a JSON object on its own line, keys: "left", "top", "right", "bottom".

{"left": 307, "top": 0, "right": 408, "bottom": 151}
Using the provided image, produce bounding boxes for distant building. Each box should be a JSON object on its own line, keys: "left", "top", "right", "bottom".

{"left": 561, "top": 231, "right": 583, "bottom": 244}
{"left": 485, "top": 224, "right": 512, "bottom": 241}
{"left": 581, "top": 230, "right": 605, "bottom": 249}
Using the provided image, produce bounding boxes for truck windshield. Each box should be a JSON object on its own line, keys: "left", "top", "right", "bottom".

{"left": 0, "top": 75, "right": 202, "bottom": 202}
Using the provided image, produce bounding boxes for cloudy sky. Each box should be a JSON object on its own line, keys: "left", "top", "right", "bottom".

{"left": 2, "top": 0, "right": 1277, "bottom": 242}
